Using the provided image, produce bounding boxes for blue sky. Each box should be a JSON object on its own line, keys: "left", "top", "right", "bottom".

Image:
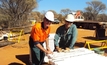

{"left": 34, "top": 0, "right": 107, "bottom": 14}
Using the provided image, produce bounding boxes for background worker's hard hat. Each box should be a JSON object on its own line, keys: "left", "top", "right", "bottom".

{"left": 45, "top": 11, "right": 54, "bottom": 22}
{"left": 65, "top": 14, "right": 75, "bottom": 22}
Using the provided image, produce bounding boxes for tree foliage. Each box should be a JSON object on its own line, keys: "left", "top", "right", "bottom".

{"left": 84, "top": 1, "right": 106, "bottom": 21}
{"left": 97, "top": 14, "right": 107, "bottom": 21}
{"left": 60, "top": 8, "right": 72, "bottom": 16}
{"left": 0, "top": 0, "right": 38, "bottom": 28}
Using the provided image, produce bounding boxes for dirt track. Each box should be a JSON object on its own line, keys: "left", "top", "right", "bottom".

{"left": 0, "top": 24, "right": 107, "bottom": 65}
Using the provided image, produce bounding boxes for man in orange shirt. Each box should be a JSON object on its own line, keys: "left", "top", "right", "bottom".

{"left": 29, "top": 11, "right": 54, "bottom": 65}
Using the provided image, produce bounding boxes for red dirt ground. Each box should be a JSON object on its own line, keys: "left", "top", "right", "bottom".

{"left": 0, "top": 24, "right": 107, "bottom": 65}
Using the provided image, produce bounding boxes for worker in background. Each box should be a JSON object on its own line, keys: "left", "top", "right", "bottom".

{"left": 29, "top": 11, "right": 54, "bottom": 65}
{"left": 54, "top": 14, "right": 78, "bottom": 52}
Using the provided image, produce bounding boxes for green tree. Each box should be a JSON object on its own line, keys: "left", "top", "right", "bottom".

{"left": 84, "top": 1, "right": 106, "bottom": 21}
{"left": 60, "top": 8, "right": 72, "bottom": 16}
{"left": 0, "top": 0, "right": 38, "bottom": 28}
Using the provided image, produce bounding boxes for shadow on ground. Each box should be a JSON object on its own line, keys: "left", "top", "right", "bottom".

{"left": 8, "top": 62, "right": 23, "bottom": 65}
{"left": 9, "top": 54, "right": 50, "bottom": 65}
{"left": 9, "top": 54, "right": 30, "bottom": 65}
{"left": 8, "top": 54, "right": 29, "bottom": 65}
{"left": 75, "top": 42, "right": 103, "bottom": 48}
{"left": 15, "top": 54, "right": 30, "bottom": 65}
{"left": 83, "top": 36, "right": 107, "bottom": 40}
{"left": 0, "top": 41, "right": 15, "bottom": 47}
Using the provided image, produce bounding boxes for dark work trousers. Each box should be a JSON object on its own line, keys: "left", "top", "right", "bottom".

{"left": 29, "top": 37, "right": 45, "bottom": 65}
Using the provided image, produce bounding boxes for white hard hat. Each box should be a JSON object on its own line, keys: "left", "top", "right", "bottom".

{"left": 65, "top": 14, "right": 75, "bottom": 22}
{"left": 45, "top": 11, "right": 54, "bottom": 22}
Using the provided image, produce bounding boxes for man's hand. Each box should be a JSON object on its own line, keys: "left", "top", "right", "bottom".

{"left": 65, "top": 47, "right": 70, "bottom": 51}
{"left": 36, "top": 43, "right": 53, "bottom": 54}
{"left": 46, "top": 46, "right": 53, "bottom": 54}
{"left": 46, "top": 46, "right": 51, "bottom": 51}
{"left": 56, "top": 47, "right": 62, "bottom": 52}
{"left": 64, "top": 47, "right": 70, "bottom": 52}
{"left": 46, "top": 50, "right": 53, "bottom": 54}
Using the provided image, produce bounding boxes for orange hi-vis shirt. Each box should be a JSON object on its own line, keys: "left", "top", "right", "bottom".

{"left": 30, "top": 23, "right": 50, "bottom": 42}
